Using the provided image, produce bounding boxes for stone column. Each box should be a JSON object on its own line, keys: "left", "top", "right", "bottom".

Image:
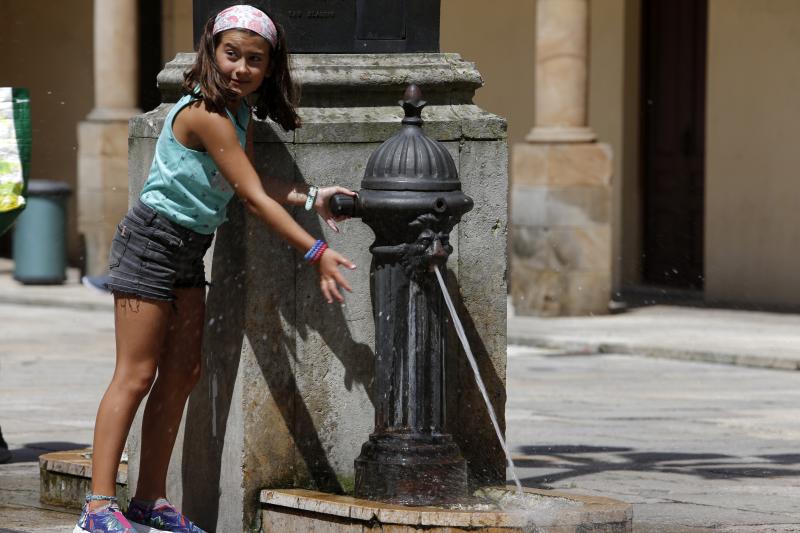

{"left": 78, "top": 0, "right": 140, "bottom": 275}
{"left": 511, "top": 0, "right": 613, "bottom": 316}
{"left": 527, "top": 0, "right": 595, "bottom": 143}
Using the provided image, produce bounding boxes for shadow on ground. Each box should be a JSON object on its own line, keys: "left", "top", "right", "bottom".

{"left": 5, "top": 442, "right": 89, "bottom": 463}
{"left": 515, "top": 444, "right": 800, "bottom": 487}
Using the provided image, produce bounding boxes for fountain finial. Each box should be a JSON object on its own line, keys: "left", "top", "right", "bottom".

{"left": 401, "top": 84, "right": 426, "bottom": 126}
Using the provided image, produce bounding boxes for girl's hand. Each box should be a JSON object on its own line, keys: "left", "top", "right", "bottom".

{"left": 314, "top": 186, "right": 356, "bottom": 233}
{"left": 317, "top": 248, "right": 356, "bottom": 304}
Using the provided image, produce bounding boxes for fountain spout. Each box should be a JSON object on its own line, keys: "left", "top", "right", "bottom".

{"left": 332, "top": 85, "right": 474, "bottom": 505}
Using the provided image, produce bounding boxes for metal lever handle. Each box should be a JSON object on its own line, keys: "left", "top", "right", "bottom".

{"left": 329, "top": 193, "right": 358, "bottom": 217}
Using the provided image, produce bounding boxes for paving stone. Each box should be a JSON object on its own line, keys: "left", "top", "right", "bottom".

{"left": 4, "top": 279, "right": 800, "bottom": 530}
{"left": 506, "top": 347, "right": 800, "bottom": 531}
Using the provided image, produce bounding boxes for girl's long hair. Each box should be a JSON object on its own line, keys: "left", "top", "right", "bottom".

{"left": 183, "top": 14, "right": 301, "bottom": 131}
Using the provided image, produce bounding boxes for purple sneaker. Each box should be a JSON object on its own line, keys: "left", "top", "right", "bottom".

{"left": 73, "top": 497, "right": 136, "bottom": 533}
{"left": 125, "top": 498, "right": 207, "bottom": 533}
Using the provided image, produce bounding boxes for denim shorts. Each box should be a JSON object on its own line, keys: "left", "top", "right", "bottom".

{"left": 106, "top": 200, "right": 214, "bottom": 301}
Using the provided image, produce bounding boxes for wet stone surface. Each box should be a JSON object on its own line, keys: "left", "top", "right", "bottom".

{"left": 260, "top": 487, "right": 631, "bottom": 531}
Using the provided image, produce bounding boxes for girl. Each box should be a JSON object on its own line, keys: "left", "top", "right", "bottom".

{"left": 74, "top": 5, "right": 355, "bottom": 533}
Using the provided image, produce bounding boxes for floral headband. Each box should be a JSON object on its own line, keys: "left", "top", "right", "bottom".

{"left": 213, "top": 5, "right": 278, "bottom": 49}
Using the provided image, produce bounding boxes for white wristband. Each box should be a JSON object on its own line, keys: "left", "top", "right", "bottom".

{"left": 304, "top": 186, "right": 318, "bottom": 211}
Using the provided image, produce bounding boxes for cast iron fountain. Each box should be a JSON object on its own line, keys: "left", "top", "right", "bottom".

{"left": 331, "top": 84, "right": 474, "bottom": 505}
{"left": 261, "top": 85, "right": 633, "bottom": 531}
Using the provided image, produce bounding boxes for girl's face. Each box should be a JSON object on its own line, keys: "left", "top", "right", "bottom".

{"left": 214, "top": 30, "right": 272, "bottom": 102}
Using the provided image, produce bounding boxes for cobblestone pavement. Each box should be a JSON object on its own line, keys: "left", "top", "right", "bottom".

{"left": 507, "top": 345, "right": 800, "bottom": 532}
{"left": 0, "top": 302, "right": 115, "bottom": 532}
{"left": 2, "top": 299, "right": 800, "bottom": 531}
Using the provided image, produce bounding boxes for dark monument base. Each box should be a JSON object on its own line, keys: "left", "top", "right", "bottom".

{"left": 354, "top": 433, "right": 468, "bottom": 506}
{"left": 194, "top": 0, "right": 440, "bottom": 54}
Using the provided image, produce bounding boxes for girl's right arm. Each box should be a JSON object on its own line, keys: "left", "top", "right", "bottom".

{"left": 179, "top": 103, "right": 356, "bottom": 303}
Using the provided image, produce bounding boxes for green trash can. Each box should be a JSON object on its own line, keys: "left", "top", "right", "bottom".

{"left": 12, "top": 179, "right": 72, "bottom": 284}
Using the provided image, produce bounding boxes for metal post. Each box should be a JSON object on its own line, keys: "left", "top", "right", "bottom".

{"left": 333, "top": 86, "right": 474, "bottom": 505}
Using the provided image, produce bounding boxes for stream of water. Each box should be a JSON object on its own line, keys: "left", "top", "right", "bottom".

{"left": 433, "top": 266, "right": 524, "bottom": 495}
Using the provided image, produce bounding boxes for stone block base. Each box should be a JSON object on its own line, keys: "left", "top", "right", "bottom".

{"left": 510, "top": 142, "right": 612, "bottom": 317}
{"left": 511, "top": 264, "right": 612, "bottom": 317}
{"left": 39, "top": 449, "right": 128, "bottom": 510}
{"left": 261, "top": 488, "right": 632, "bottom": 532}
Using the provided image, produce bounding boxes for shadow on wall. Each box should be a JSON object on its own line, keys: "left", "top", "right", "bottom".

{"left": 177, "top": 146, "right": 375, "bottom": 531}
{"left": 445, "top": 269, "right": 506, "bottom": 488}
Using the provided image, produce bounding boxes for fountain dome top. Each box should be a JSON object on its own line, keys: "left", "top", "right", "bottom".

{"left": 361, "top": 85, "right": 460, "bottom": 192}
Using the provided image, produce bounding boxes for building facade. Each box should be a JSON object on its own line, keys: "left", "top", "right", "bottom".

{"left": 1, "top": 0, "right": 799, "bottom": 311}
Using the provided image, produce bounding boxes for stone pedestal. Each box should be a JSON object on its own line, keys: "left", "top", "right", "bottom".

{"left": 127, "top": 53, "right": 507, "bottom": 532}
{"left": 510, "top": 142, "right": 612, "bottom": 316}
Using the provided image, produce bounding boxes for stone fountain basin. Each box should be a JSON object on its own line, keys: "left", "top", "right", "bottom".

{"left": 260, "top": 487, "right": 632, "bottom": 532}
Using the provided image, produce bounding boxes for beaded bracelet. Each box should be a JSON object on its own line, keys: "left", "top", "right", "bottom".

{"left": 304, "top": 239, "right": 326, "bottom": 263}
{"left": 85, "top": 493, "right": 118, "bottom": 503}
{"left": 310, "top": 242, "right": 328, "bottom": 264}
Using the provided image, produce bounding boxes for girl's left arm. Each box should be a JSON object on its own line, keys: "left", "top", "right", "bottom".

{"left": 246, "top": 121, "right": 354, "bottom": 232}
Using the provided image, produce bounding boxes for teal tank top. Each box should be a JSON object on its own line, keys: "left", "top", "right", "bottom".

{"left": 140, "top": 93, "right": 250, "bottom": 234}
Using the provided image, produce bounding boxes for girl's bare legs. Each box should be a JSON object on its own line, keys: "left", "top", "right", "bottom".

{"left": 135, "top": 287, "right": 206, "bottom": 500}
{"left": 89, "top": 296, "right": 172, "bottom": 510}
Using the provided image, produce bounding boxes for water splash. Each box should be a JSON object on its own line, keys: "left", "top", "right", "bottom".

{"left": 433, "top": 266, "right": 523, "bottom": 495}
